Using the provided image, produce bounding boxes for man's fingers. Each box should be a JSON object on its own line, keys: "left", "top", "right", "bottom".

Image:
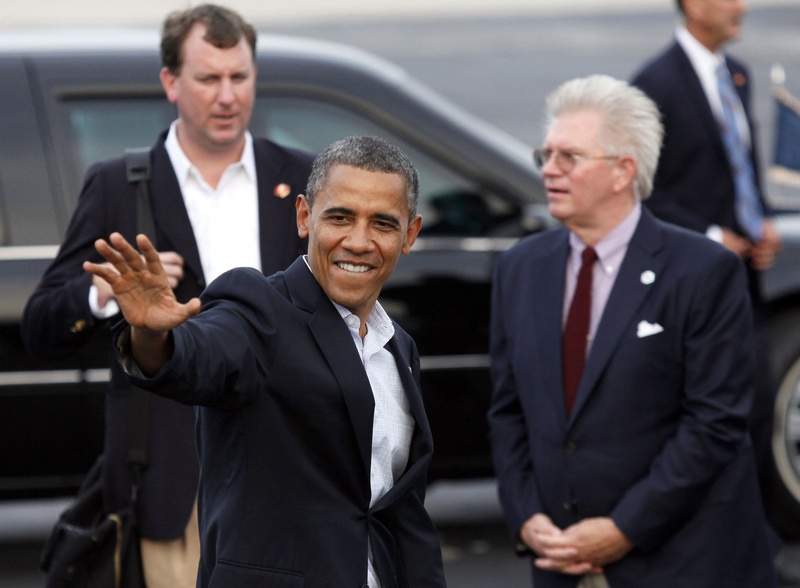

{"left": 135, "top": 233, "right": 161, "bottom": 265}
{"left": 83, "top": 259, "right": 118, "bottom": 284}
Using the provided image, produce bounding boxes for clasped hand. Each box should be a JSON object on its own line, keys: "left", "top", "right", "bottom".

{"left": 520, "top": 514, "right": 633, "bottom": 576}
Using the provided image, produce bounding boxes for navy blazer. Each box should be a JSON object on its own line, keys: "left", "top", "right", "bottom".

{"left": 126, "top": 258, "right": 446, "bottom": 588}
{"left": 488, "top": 209, "right": 777, "bottom": 587}
{"left": 631, "top": 41, "right": 770, "bottom": 238}
{"left": 21, "top": 132, "right": 313, "bottom": 539}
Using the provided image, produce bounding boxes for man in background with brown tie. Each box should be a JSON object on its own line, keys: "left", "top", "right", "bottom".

{"left": 631, "top": 0, "right": 781, "bottom": 515}
{"left": 488, "top": 75, "right": 777, "bottom": 588}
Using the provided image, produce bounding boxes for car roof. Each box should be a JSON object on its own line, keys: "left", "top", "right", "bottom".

{"left": 0, "top": 28, "right": 539, "bottom": 205}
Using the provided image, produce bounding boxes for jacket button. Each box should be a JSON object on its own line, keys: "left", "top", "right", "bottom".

{"left": 565, "top": 441, "right": 578, "bottom": 454}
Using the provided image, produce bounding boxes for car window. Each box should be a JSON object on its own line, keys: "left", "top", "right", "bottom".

{"left": 67, "top": 99, "right": 176, "bottom": 176}
{"left": 59, "top": 95, "right": 516, "bottom": 237}
{"left": 252, "top": 97, "right": 518, "bottom": 236}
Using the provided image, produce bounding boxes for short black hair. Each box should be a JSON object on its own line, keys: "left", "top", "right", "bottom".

{"left": 306, "top": 136, "right": 419, "bottom": 219}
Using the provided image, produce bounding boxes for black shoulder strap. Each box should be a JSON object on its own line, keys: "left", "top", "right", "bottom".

{"left": 123, "top": 147, "right": 153, "bottom": 500}
{"left": 125, "top": 147, "right": 155, "bottom": 242}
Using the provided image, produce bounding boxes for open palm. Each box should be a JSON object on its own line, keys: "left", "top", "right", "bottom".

{"left": 83, "top": 232, "right": 200, "bottom": 332}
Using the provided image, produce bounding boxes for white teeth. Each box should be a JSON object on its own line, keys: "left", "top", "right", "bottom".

{"left": 337, "top": 262, "right": 370, "bottom": 273}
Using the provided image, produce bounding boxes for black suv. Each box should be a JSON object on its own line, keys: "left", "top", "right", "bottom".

{"left": 5, "top": 29, "right": 800, "bottom": 537}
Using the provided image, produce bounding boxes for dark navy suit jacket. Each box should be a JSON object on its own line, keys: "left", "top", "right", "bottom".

{"left": 21, "top": 131, "right": 313, "bottom": 539}
{"left": 631, "top": 41, "right": 771, "bottom": 239}
{"left": 488, "top": 209, "right": 777, "bottom": 587}
{"left": 127, "top": 259, "right": 446, "bottom": 588}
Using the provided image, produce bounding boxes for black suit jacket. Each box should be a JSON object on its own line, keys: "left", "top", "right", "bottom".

{"left": 21, "top": 131, "right": 313, "bottom": 539}
{"left": 631, "top": 41, "right": 770, "bottom": 237}
{"left": 126, "top": 259, "right": 446, "bottom": 588}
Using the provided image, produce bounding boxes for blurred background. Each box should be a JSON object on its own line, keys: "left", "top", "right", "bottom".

{"left": 1, "top": 1, "right": 798, "bottom": 586}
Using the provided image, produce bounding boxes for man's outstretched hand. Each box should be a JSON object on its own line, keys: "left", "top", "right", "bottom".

{"left": 83, "top": 233, "right": 201, "bottom": 375}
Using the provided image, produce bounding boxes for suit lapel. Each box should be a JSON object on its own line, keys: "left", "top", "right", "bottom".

{"left": 285, "top": 261, "right": 374, "bottom": 477}
{"left": 147, "top": 135, "right": 206, "bottom": 288}
{"left": 254, "top": 140, "right": 307, "bottom": 276}
{"left": 569, "top": 210, "right": 666, "bottom": 421}
{"left": 386, "top": 335, "right": 432, "bottom": 463}
{"left": 530, "top": 232, "right": 571, "bottom": 413}
{"left": 371, "top": 336, "right": 433, "bottom": 509}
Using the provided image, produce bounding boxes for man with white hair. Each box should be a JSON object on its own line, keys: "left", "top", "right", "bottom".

{"left": 488, "top": 75, "right": 777, "bottom": 587}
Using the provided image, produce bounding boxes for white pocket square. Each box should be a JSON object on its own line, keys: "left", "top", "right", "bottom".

{"left": 637, "top": 320, "right": 664, "bottom": 338}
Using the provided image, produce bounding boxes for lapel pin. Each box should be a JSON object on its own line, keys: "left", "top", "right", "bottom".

{"left": 732, "top": 72, "right": 747, "bottom": 87}
{"left": 640, "top": 270, "right": 655, "bottom": 285}
{"left": 273, "top": 183, "right": 291, "bottom": 198}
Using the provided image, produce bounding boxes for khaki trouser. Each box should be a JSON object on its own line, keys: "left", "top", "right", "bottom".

{"left": 139, "top": 498, "right": 200, "bottom": 588}
{"left": 577, "top": 572, "right": 611, "bottom": 588}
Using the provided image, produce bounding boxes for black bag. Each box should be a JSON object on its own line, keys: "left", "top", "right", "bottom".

{"left": 40, "top": 147, "right": 154, "bottom": 587}
{"left": 39, "top": 457, "right": 146, "bottom": 588}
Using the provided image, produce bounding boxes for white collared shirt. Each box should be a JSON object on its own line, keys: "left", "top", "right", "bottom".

{"left": 564, "top": 204, "right": 641, "bottom": 353}
{"left": 675, "top": 26, "right": 751, "bottom": 146}
{"left": 165, "top": 120, "right": 261, "bottom": 284}
{"left": 303, "top": 257, "right": 415, "bottom": 588}
{"left": 334, "top": 299, "right": 414, "bottom": 588}
{"left": 89, "top": 122, "right": 261, "bottom": 317}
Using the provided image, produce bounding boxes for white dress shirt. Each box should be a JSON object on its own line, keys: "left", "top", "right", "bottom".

{"left": 564, "top": 204, "right": 641, "bottom": 354}
{"left": 165, "top": 121, "right": 261, "bottom": 284}
{"left": 89, "top": 121, "right": 261, "bottom": 317}
{"left": 311, "top": 255, "right": 413, "bottom": 588}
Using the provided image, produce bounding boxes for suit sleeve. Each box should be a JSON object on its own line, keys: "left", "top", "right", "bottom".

{"left": 610, "top": 249, "right": 754, "bottom": 552}
{"left": 125, "top": 268, "right": 275, "bottom": 410}
{"left": 21, "top": 160, "right": 131, "bottom": 359}
{"left": 487, "top": 254, "right": 543, "bottom": 542}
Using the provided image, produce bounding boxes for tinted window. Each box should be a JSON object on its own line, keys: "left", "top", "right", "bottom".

{"left": 59, "top": 94, "right": 517, "bottom": 236}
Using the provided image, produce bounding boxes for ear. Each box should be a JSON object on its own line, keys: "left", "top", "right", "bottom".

{"left": 401, "top": 215, "right": 423, "bottom": 255}
{"left": 160, "top": 67, "right": 178, "bottom": 104}
{"left": 612, "top": 156, "right": 637, "bottom": 194}
{"left": 296, "top": 195, "right": 310, "bottom": 238}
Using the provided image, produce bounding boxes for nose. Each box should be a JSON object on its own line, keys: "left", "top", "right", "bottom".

{"left": 343, "top": 221, "right": 374, "bottom": 252}
{"left": 217, "top": 78, "right": 235, "bottom": 105}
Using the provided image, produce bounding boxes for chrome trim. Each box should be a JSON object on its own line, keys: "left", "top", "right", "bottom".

{"left": 0, "top": 368, "right": 110, "bottom": 387}
{"left": 412, "top": 236, "right": 518, "bottom": 253}
{"left": 420, "top": 354, "right": 489, "bottom": 371}
{"left": 0, "top": 245, "right": 59, "bottom": 261}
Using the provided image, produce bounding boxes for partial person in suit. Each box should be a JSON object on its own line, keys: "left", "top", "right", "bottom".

{"left": 83, "top": 136, "right": 446, "bottom": 588}
{"left": 21, "top": 5, "right": 313, "bottom": 587}
{"left": 630, "top": 0, "right": 781, "bottom": 505}
{"left": 488, "top": 75, "right": 778, "bottom": 588}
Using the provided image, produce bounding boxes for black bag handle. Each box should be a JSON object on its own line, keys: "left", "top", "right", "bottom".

{"left": 125, "top": 147, "right": 155, "bottom": 242}
{"left": 124, "top": 147, "right": 154, "bottom": 501}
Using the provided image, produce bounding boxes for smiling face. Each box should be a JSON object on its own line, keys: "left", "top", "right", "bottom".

{"left": 296, "top": 164, "right": 422, "bottom": 325}
{"left": 160, "top": 23, "right": 256, "bottom": 158}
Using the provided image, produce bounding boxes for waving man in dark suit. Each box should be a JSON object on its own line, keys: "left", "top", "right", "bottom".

{"left": 488, "top": 75, "right": 777, "bottom": 588}
{"left": 85, "top": 136, "right": 446, "bottom": 588}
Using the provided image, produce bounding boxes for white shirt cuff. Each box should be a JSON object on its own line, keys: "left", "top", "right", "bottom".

{"left": 705, "top": 224, "right": 723, "bottom": 243}
{"left": 88, "top": 284, "right": 120, "bottom": 318}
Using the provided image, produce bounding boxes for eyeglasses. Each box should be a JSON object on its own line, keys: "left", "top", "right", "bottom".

{"left": 533, "top": 148, "right": 618, "bottom": 174}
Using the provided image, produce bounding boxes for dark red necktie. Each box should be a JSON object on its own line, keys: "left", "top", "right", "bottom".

{"left": 562, "top": 246, "right": 597, "bottom": 416}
